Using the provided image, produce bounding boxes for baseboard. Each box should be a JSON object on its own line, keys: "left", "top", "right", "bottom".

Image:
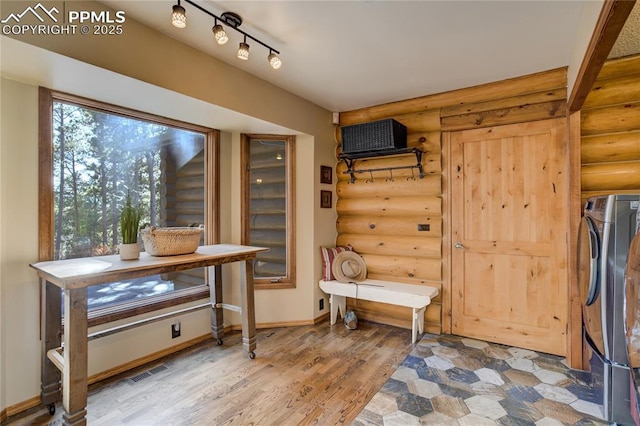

{"left": 1, "top": 395, "right": 41, "bottom": 421}
{"left": 229, "top": 319, "right": 319, "bottom": 330}
{"left": 314, "top": 312, "right": 330, "bottom": 324}
{"left": 88, "top": 333, "right": 214, "bottom": 384}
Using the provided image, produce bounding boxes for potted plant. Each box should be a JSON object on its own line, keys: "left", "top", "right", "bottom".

{"left": 119, "top": 192, "right": 142, "bottom": 260}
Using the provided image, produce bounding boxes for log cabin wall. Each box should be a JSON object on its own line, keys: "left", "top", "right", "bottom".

{"left": 581, "top": 54, "right": 640, "bottom": 204}
{"left": 336, "top": 67, "right": 567, "bottom": 334}
{"left": 335, "top": 111, "right": 443, "bottom": 333}
{"left": 161, "top": 148, "right": 206, "bottom": 288}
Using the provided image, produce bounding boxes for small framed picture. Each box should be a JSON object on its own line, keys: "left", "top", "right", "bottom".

{"left": 320, "top": 165, "right": 333, "bottom": 184}
{"left": 320, "top": 190, "right": 332, "bottom": 208}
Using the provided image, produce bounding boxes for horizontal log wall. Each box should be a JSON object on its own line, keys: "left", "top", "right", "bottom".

{"left": 581, "top": 54, "right": 640, "bottom": 204}
{"left": 336, "top": 67, "right": 568, "bottom": 335}
{"left": 164, "top": 150, "right": 206, "bottom": 287}
{"left": 340, "top": 68, "right": 567, "bottom": 126}
{"left": 336, "top": 108, "right": 443, "bottom": 334}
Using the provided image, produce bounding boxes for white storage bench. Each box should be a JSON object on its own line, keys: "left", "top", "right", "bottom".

{"left": 319, "top": 279, "right": 439, "bottom": 343}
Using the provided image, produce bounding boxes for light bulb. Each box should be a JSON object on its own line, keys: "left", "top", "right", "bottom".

{"left": 268, "top": 52, "right": 282, "bottom": 70}
{"left": 212, "top": 24, "right": 228, "bottom": 45}
{"left": 237, "top": 42, "right": 250, "bottom": 60}
{"left": 171, "top": 4, "right": 186, "bottom": 28}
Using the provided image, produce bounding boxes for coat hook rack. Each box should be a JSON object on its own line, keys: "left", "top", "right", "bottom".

{"left": 408, "top": 167, "right": 416, "bottom": 181}
{"left": 338, "top": 147, "right": 425, "bottom": 184}
{"left": 366, "top": 170, "right": 374, "bottom": 183}
{"left": 386, "top": 169, "right": 394, "bottom": 182}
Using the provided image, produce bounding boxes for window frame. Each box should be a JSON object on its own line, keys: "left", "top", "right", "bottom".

{"left": 240, "top": 134, "right": 296, "bottom": 289}
{"left": 38, "top": 87, "right": 220, "bottom": 327}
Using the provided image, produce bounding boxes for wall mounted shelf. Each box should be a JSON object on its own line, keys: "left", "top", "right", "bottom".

{"left": 338, "top": 147, "right": 425, "bottom": 183}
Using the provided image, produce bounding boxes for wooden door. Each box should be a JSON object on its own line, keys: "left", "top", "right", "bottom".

{"left": 451, "top": 119, "right": 568, "bottom": 355}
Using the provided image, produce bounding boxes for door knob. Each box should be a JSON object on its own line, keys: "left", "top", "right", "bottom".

{"left": 454, "top": 242, "right": 465, "bottom": 249}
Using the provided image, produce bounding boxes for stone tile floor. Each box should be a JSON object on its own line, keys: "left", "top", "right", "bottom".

{"left": 353, "top": 334, "right": 609, "bottom": 425}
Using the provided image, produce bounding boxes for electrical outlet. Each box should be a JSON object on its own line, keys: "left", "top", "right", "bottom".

{"left": 171, "top": 322, "right": 181, "bottom": 339}
{"left": 319, "top": 298, "right": 325, "bottom": 310}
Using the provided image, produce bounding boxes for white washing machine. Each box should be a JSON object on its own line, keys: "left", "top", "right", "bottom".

{"left": 579, "top": 194, "right": 640, "bottom": 424}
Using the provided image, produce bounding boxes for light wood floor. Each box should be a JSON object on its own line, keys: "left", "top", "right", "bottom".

{"left": 6, "top": 319, "right": 413, "bottom": 425}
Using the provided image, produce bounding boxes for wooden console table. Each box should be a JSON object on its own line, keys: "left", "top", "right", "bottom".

{"left": 30, "top": 244, "right": 267, "bottom": 426}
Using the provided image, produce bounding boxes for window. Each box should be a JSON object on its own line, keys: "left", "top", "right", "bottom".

{"left": 241, "top": 134, "right": 295, "bottom": 289}
{"left": 39, "top": 88, "right": 219, "bottom": 325}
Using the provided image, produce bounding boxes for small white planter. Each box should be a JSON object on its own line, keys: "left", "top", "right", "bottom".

{"left": 119, "top": 243, "right": 140, "bottom": 260}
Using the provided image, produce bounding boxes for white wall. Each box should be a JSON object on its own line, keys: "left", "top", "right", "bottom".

{"left": 0, "top": 78, "right": 42, "bottom": 413}
{"left": 0, "top": 5, "right": 336, "bottom": 411}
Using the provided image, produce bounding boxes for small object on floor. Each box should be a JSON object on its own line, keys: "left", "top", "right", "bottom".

{"left": 344, "top": 310, "right": 358, "bottom": 329}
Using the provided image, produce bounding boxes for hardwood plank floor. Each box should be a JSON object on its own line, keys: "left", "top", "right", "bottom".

{"left": 5, "top": 319, "right": 413, "bottom": 425}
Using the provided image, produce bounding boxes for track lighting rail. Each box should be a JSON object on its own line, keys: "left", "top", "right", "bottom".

{"left": 172, "top": 0, "right": 282, "bottom": 69}
{"left": 182, "top": 0, "right": 280, "bottom": 55}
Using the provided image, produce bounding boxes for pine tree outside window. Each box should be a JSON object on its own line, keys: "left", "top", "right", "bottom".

{"left": 39, "top": 88, "right": 219, "bottom": 325}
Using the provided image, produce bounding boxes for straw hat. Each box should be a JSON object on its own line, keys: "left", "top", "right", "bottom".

{"left": 332, "top": 251, "right": 367, "bottom": 283}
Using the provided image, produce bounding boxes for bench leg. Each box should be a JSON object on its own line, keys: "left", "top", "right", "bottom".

{"left": 412, "top": 306, "right": 427, "bottom": 343}
{"left": 330, "top": 294, "right": 346, "bottom": 325}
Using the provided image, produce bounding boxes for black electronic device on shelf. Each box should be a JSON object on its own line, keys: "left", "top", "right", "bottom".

{"left": 340, "top": 118, "right": 407, "bottom": 154}
{"left": 338, "top": 118, "right": 425, "bottom": 183}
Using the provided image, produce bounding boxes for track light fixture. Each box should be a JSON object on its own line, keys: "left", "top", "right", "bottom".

{"left": 211, "top": 19, "right": 228, "bottom": 45}
{"left": 268, "top": 50, "right": 282, "bottom": 70}
{"left": 171, "top": 0, "right": 282, "bottom": 70}
{"left": 237, "top": 36, "right": 250, "bottom": 60}
{"left": 171, "top": 0, "right": 186, "bottom": 28}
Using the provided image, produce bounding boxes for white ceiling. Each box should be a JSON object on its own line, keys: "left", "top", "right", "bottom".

{"left": 100, "top": 0, "right": 590, "bottom": 113}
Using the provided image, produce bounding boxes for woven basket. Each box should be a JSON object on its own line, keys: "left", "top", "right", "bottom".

{"left": 141, "top": 226, "right": 203, "bottom": 256}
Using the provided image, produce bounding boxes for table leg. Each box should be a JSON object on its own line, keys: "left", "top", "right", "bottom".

{"left": 62, "top": 287, "right": 88, "bottom": 426}
{"left": 240, "top": 259, "right": 257, "bottom": 358}
{"left": 209, "top": 265, "right": 224, "bottom": 344}
{"left": 41, "top": 279, "right": 61, "bottom": 412}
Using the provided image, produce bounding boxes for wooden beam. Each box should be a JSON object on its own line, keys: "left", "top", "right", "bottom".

{"left": 567, "top": 111, "right": 583, "bottom": 369}
{"left": 568, "top": 0, "right": 636, "bottom": 112}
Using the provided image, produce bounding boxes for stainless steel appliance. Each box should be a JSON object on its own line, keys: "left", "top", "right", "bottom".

{"left": 624, "top": 200, "right": 640, "bottom": 425}
{"left": 579, "top": 194, "right": 640, "bottom": 424}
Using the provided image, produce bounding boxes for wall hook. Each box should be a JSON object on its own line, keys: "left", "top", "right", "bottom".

{"left": 338, "top": 148, "right": 425, "bottom": 182}
{"left": 386, "top": 169, "right": 394, "bottom": 182}
{"left": 407, "top": 167, "right": 416, "bottom": 181}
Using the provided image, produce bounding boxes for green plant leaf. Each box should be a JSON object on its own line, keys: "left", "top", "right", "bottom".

{"left": 119, "top": 192, "right": 143, "bottom": 244}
